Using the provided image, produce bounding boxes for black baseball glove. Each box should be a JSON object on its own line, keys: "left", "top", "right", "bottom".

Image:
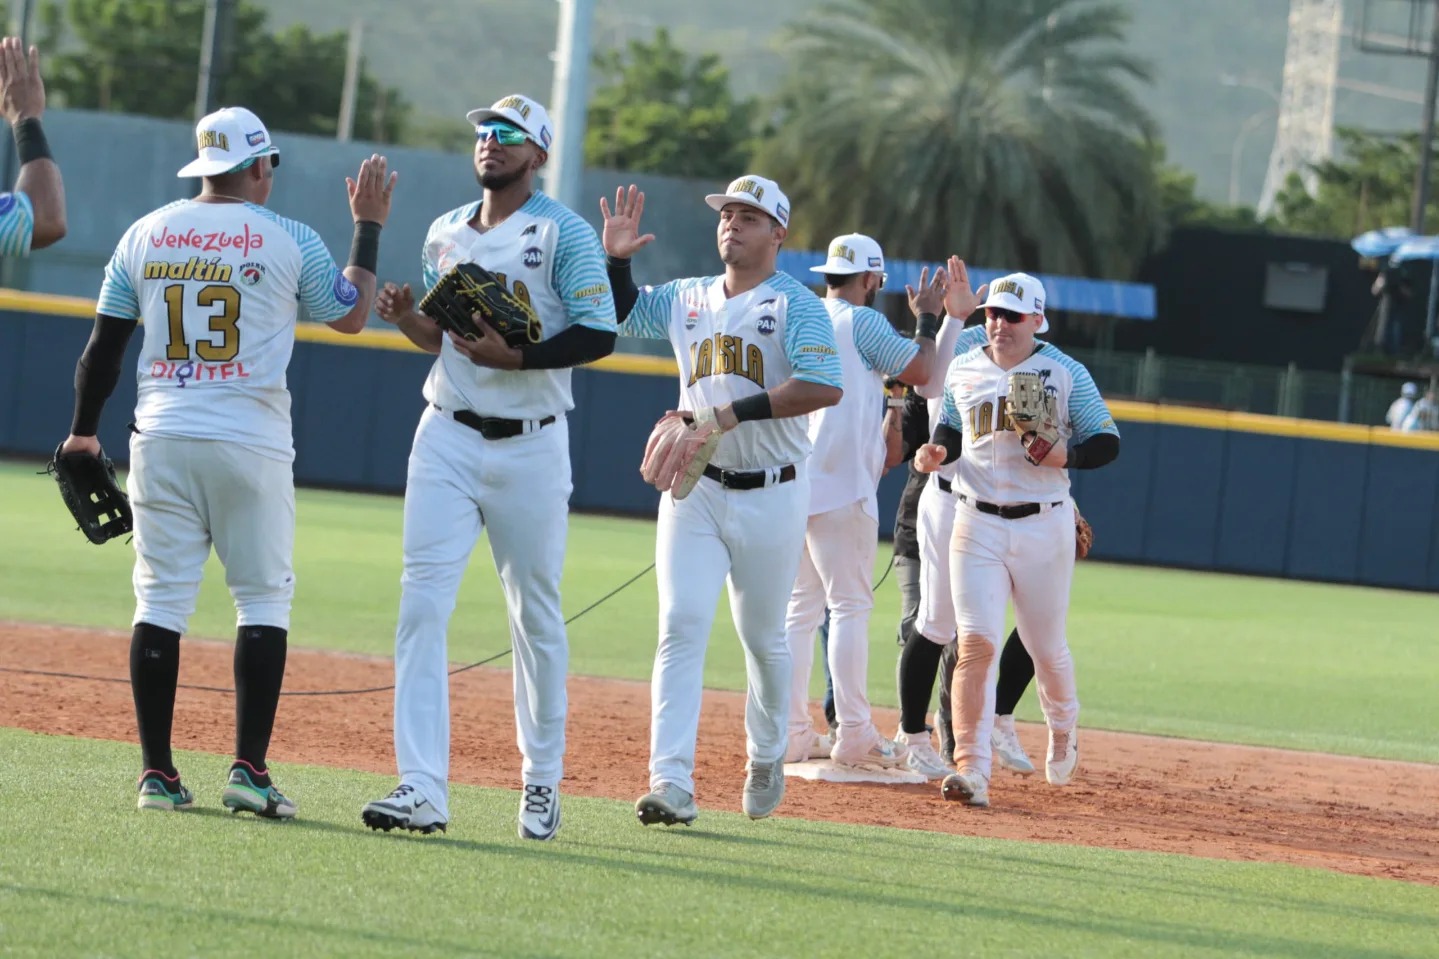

{"left": 46, "top": 443, "right": 133, "bottom": 545}
{"left": 418, "top": 262, "right": 542, "bottom": 348}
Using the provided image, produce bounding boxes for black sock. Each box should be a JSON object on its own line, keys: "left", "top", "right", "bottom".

{"left": 994, "top": 628, "right": 1036, "bottom": 717}
{"left": 898, "top": 630, "right": 944, "bottom": 734}
{"left": 233, "top": 625, "right": 287, "bottom": 773}
{"left": 130, "top": 623, "right": 181, "bottom": 776}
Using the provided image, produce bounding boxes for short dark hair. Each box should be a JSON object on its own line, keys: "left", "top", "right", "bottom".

{"left": 824, "top": 273, "right": 863, "bottom": 290}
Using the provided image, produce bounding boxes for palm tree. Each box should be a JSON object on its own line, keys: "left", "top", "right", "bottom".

{"left": 752, "top": 0, "right": 1161, "bottom": 278}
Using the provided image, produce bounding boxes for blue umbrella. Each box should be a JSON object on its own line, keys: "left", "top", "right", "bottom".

{"left": 1352, "top": 226, "right": 1414, "bottom": 259}
{"left": 1389, "top": 236, "right": 1439, "bottom": 264}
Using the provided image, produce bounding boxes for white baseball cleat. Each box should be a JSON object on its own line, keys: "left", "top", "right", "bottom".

{"left": 361, "top": 783, "right": 448, "bottom": 834}
{"left": 518, "top": 784, "right": 561, "bottom": 841}
{"left": 940, "top": 768, "right": 990, "bottom": 807}
{"left": 896, "top": 729, "right": 951, "bottom": 780}
{"left": 635, "top": 783, "right": 698, "bottom": 826}
{"left": 831, "top": 726, "right": 910, "bottom": 769}
{"left": 742, "top": 760, "right": 786, "bottom": 819}
{"left": 1046, "top": 726, "right": 1079, "bottom": 786}
{"left": 991, "top": 714, "right": 1037, "bottom": 775}
{"left": 784, "top": 727, "right": 834, "bottom": 763}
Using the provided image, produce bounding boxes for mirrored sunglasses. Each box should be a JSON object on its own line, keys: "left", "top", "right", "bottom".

{"left": 475, "top": 122, "right": 530, "bottom": 146}
{"left": 986, "top": 307, "right": 1027, "bottom": 324}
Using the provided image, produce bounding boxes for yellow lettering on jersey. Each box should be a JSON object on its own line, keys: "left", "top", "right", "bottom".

{"left": 968, "top": 399, "right": 1014, "bottom": 438}
{"left": 687, "top": 334, "right": 764, "bottom": 388}
{"left": 143, "top": 257, "right": 233, "bottom": 283}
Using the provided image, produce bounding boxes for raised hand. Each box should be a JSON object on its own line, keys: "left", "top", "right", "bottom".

{"left": 906, "top": 265, "right": 947, "bottom": 317}
{"left": 0, "top": 37, "right": 45, "bottom": 124}
{"left": 347, "top": 154, "right": 398, "bottom": 225}
{"left": 944, "top": 255, "right": 987, "bottom": 318}
{"left": 375, "top": 282, "right": 415, "bottom": 324}
{"left": 600, "top": 184, "right": 656, "bottom": 259}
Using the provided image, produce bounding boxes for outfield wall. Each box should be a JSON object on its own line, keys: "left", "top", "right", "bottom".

{"left": 6, "top": 293, "right": 1439, "bottom": 591}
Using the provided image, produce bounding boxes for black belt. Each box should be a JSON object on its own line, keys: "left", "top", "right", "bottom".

{"left": 935, "top": 476, "right": 952, "bottom": 493}
{"left": 433, "top": 403, "right": 555, "bottom": 441}
{"left": 702, "top": 464, "right": 797, "bottom": 491}
{"left": 957, "top": 492, "right": 1064, "bottom": 520}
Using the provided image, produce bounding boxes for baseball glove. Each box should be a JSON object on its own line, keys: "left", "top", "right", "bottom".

{"left": 1074, "top": 503, "right": 1094, "bottom": 560}
{"left": 46, "top": 443, "right": 133, "bottom": 545}
{"left": 418, "top": 261, "right": 541, "bottom": 348}
{"left": 1006, "top": 370, "right": 1061, "bottom": 466}
{"left": 640, "top": 409, "right": 723, "bottom": 500}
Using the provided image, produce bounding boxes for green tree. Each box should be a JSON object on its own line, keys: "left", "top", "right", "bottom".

{"left": 585, "top": 27, "right": 753, "bottom": 178}
{"left": 1270, "top": 128, "right": 1437, "bottom": 239}
{"left": 37, "top": 0, "right": 406, "bottom": 142}
{"left": 752, "top": 0, "right": 1162, "bottom": 278}
{"left": 1152, "top": 145, "right": 1263, "bottom": 233}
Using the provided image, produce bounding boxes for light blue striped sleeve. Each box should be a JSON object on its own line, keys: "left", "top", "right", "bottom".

{"left": 1058, "top": 353, "right": 1119, "bottom": 440}
{"left": 552, "top": 210, "right": 616, "bottom": 331}
{"left": 778, "top": 279, "right": 842, "bottom": 388}
{"left": 283, "top": 219, "right": 357, "bottom": 323}
{"left": 623, "top": 279, "right": 681, "bottom": 341}
{"left": 951, "top": 324, "right": 988, "bottom": 357}
{"left": 940, "top": 382, "right": 963, "bottom": 431}
{"left": 96, "top": 222, "right": 141, "bottom": 320}
{"left": 0, "top": 191, "right": 34, "bottom": 256}
{"left": 853, "top": 306, "right": 918, "bottom": 376}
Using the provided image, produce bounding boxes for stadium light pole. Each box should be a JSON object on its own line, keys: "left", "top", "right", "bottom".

{"left": 546, "top": 0, "right": 595, "bottom": 211}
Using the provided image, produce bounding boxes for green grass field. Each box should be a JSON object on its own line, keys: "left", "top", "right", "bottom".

{"left": 1, "top": 729, "right": 1435, "bottom": 959}
{"left": 5, "top": 457, "right": 1439, "bottom": 958}
{"left": 3, "top": 460, "right": 1436, "bottom": 762}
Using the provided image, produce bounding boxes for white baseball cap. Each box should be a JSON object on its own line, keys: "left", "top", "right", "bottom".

{"left": 466, "top": 94, "right": 555, "bottom": 151}
{"left": 979, "top": 271, "right": 1049, "bottom": 334}
{"left": 176, "top": 107, "right": 280, "bottom": 178}
{"left": 705, "top": 174, "right": 790, "bottom": 227}
{"left": 809, "top": 233, "right": 885, "bottom": 276}
{"left": 1403, "top": 381, "right": 1420, "bottom": 398}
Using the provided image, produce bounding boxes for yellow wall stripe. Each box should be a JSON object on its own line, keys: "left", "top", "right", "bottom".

{"left": 8, "top": 287, "right": 1439, "bottom": 450}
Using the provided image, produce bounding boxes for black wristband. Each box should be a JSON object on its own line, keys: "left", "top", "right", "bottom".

{"left": 916, "top": 311, "right": 940, "bottom": 341}
{"left": 731, "top": 391, "right": 773, "bottom": 423}
{"left": 348, "top": 220, "right": 382, "bottom": 273}
{"left": 606, "top": 254, "right": 632, "bottom": 269}
{"left": 13, "top": 117, "right": 52, "bottom": 165}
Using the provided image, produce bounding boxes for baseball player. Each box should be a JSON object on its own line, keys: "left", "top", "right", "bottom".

{"left": 0, "top": 37, "right": 66, "bottom": 253}
{"left": 782, "top": 234, "right": 936, "bottom": 772}
{"left": 914, "top": 273, "right": 1119, "bottom": 807}
{"left": 362, "top": 95, "right": 617, "bottom": 842}
{"left": 60, "top": 106, "right": 394, "bottom": 816}
{"left": 1386, "top": 383, "right": 1418, "bottom": 430}
{"left": 600, "top": 178, "right": 843, "bottom": 825}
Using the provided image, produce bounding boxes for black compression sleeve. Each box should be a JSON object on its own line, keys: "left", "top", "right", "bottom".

{"left": 731, "top": 391, "right": 773, "bottom": 422}
{"left": 72, "top": 315, "right": 138, "bottom": 436}
{"left": 1067, "top": 432, "right": 1120, "bottom": 469}
{"left": 899, "top": 390, "right": 930, "bottom": 463}
{"left": 933, "top": 422, "right": 963, "bottom": 464}
{"left": 916, "top": 311, "right": 940, "bottom": 341}
{"left": 607, "top": 256, "right": 639, "bottom": 321}
{"left": 517, "top": 324, "right": 616, "bottom": 370}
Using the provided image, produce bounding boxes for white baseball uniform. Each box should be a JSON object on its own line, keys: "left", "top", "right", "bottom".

{"left": 914, "top": 318, "right": 990, "bottom": 646}
{"left": 96, "top": 199, "right": 361, "bottom": 635}
{"left": 784, "top": 299, "right": 917, "bottom": 752}
{"left": 391, "top": 193, "right": 615, "bottom": 819}
{"left": 937, "top": 340, "right": 1118, "bottom": 778}
{"left": 624, "top": 270, "right": 842, "bottom": 795}
{"left": 0, "top": 190, "right": 36, "bottom": 255}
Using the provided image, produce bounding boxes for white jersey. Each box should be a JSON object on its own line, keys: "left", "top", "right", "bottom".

{"left": 939, "top": 341, "right": 1118, "bottom": 505}
{"left": 0, "top": 190, "right": 35, "bottom": 255}
{"left": 421, "top": 194, "right": 616, "bottom": 419}
{"left": 625, "top": 271, "right": 842, "bottom": 470}
{"left": 1387, "top": 397, "right": 1415, "bottom": 430}
{"left": 806, "top": 300, "right": 917, "bottom": 519}
{"left": 97, "top": 200, "right": 359, "bottom": 462}
{"left": 920, "top": 318, "right": 989, "bottom": 483}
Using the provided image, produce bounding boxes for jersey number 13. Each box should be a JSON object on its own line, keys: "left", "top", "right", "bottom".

{"left": 163, "top": 283, "right": 240, "bottom": 362}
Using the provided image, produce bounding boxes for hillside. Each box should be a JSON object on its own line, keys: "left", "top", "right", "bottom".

{"left": 254, "top": 0, "right": 1431, "bottom": 203}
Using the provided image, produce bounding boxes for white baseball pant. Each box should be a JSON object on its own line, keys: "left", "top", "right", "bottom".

{"left": 128, "top": 432, "right": 295, "bottom": 634}
{"left": 784, "top": 499, "right": 879, "bottom": 749}
{"left": 649, "top": 471, "right": 809, "bottom": 795}
{"left": 392, "top": 406, "right": 572, "bottom": 821}
{"left": 950, "top": 497, "right": 1078, "bottom": 779}
{"left": 914, "top": 475, "right": 957, "bottom": 646}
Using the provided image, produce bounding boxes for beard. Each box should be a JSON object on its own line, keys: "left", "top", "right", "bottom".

{"left": 864, "top": 288, "right": 878, "bottom": 307}
{"left": 476, "top": 164, "right": 527, "bottom": 191}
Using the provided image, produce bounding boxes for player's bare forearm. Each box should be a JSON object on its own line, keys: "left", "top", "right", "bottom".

{"left": 15, "top": 157, "right": 65, "bottom": 249}
{"left": 766, "top": 379, "right": 841, "bottom": 418}
{"left": 395, "top": 308, "right": 443, "bottom": 354}
{"left": 895, "top": 339, "right": 935, "bottom": 386}
{"left": 326, "top": 267, "right": 377, "bottom": 334}
{"left": 883, "top": 407, "right": 905, "bottom": 469}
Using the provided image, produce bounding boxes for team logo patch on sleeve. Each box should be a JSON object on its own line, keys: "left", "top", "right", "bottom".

{"left": 0, "top": 193, "right": 15, "bottom": 215}
{"left": 332, "top": 272, "right": 359, "bottom": 306}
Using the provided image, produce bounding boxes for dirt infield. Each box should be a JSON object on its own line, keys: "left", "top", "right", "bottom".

{"left": 3, "top": 621, "right": 1437, "bottom": 885}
